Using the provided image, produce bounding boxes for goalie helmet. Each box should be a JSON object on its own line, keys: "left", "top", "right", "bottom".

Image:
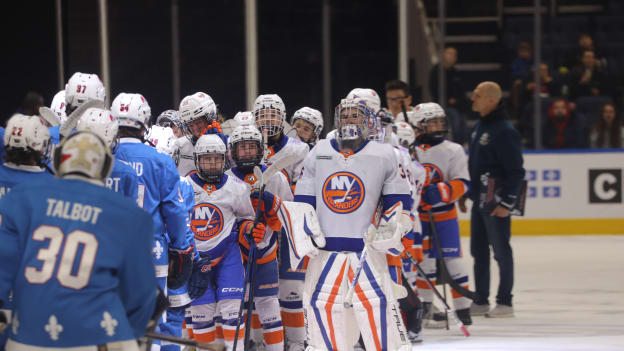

{"left": 53, "top": 131, "right": 113, "bottom": 182}
{"left": 179, "top": 92, "right": 217, "bottom": 139}
{"left": 291, "top": 107, "right": 323, "bottom": 143}
{"left": 111, "top": 93, "right": 152, "bottom": 131}
{"left": 233, "top": 111, "right": 255, "bottom": 126}
{"left": 147, "top": 125, "right": 180, "bottom": 166}
{"left": 65, "top": 72, "right": 106, "bottom": 111}
{"left": 4, "top": 114, "right": 51, "bottom": 166}
{"left": 394, "top": 121, "right": 415, "bottom": 147}
{"left": 253, "top": 94, "right": 286, "bottom": 137}
{"left": 334, "top": 98, "right": 378, "bottom": 150}
{"left": 346, "top": 88, "right": 381, "bottom": 114}
{"left": 194, "top": 134, "right": 227, "bottom": 183}
{"left": 50, "top": 90, "right": 68, "bottom": 124}
{"left": 413, "top": 102, "right": 447, "bottom": 142}
{"left": 76, "top": 108, "right": 119, "bottom": 151}
{"left": 228, "top": 125, "right": 263, "bottom": 172}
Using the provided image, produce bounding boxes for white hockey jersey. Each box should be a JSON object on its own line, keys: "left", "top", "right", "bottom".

{"left": 175, "top": 137, "right": 195, "bottom": 177}
{"left": 186, "top": 173, "right": 255, "bottom": 261}
{"left": 295, "top": 139, "right": 411, "bottom": 252}
{"left": 263, "top": 135, "right": 309, "bottom": 185}
{"left": 394, "top": 146, "right": 426, "bottom": 235}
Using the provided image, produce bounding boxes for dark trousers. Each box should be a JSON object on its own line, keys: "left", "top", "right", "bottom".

{"left": 470, "top": 206, "right": 514, "bottom": 306}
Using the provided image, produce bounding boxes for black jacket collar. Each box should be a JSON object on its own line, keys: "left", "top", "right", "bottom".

{"left": 481, "top": 103, "right": 507, "bottom": 125}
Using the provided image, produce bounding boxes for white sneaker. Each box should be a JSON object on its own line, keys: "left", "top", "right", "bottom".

{"left": 485, "top": 304, "right": 514, "bottom": 318}
{"left": 470, "top": 302, "right": 490, "bottom": 316}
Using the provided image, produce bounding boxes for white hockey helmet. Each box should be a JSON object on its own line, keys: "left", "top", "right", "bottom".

{"left": 346, "top": 88, "right": 381, "bottom": 114}
{"left": 50, "top": 90, "right": 68, "bottom": 124}
{"left": 147, "top": 125, "right": 180, "bottom": 165}
{"left": 228, "top": 125, "right": 263, "bottom": 171}
{"left": 65, "top": 72, "right": 106, "bottom": 110}
{"left": 291, "top": 107, "right": 323, "bottom": 140}
{"left": 76, "top": 107, "right": 119, "bottom": 150}
{"left": 194, "top": 134, "right": 227, "bottom": 183}
{"left": 253, "top": 94, "right": 286, "bottom": 137}
{"left": 179, "top": 92, "right": 217, "bottom": 125}
{"left": 334, "top": 98, "right": 378, "bottom": 149}
{"left": 156, "top": 109, "right": 182, "bottom": 129}
{"left": 53, "top": 131, "right": 113, "bottom": 182}
{"left": 4, "top": 114, "right": 51, "bottom": 165}
{"left": 413, "top": 102, "right": 447, "bottom": 140}
{"left": 394, "top": 121, "right": 416, "bottom": 147}
{"left": 233, "top": 111, "right": 255, "bottom": 126}
{"left": 111, "top": 93, "right": 151, "bottom": 130}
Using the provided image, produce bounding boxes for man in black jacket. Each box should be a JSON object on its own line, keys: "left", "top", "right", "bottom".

{"left": 465, "top": 81, "right": 525, "bottom": 318}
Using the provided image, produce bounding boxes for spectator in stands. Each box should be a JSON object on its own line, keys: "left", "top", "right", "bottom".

{"left": 563, "top": 33, "right": 602, "bottom": 71}
{"left": 589, "top": 102, "right": 622, "bottom": 148}
{"left": 429, "top": 47, "right": 467, "bottom": 114}
{"left": 543, "top": 99, "right": 585, "bottom": 149}
{"left": 511, "top": 42, "right": 533, "bottom": 81}
{"left": 521, "top": 64, "right": 562, "bottom": 104}
{"left": 385, "top": 79, "right": 413, "bottom": 118}
{"left": 569, "top": 50, "right": 608, "bottom": 101}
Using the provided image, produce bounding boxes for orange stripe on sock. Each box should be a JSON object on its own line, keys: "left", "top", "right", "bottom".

{"left": 264, "top": 329, "right": 285, "bottom": 345}
{"left": 223, "top": 327, "right": 244, "bottom": 341}
{"left": 193, "top": 331, "right": 216, "bottom": 343}
{"left": 251, "top": 313, "right": 262, "bottom": 329}
{"left": 451, "top": 285, "right": 470, "bottom": 299}
{"left": 281, "top": 311, "right": 305, "bottom": 327}
{"left": 416, "top": 279, "right": 435, "bottom": 289}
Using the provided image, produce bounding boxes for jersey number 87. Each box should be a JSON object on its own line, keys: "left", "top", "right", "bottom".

{"left": 25, "top": 225, "right": 98, "bottom": 290}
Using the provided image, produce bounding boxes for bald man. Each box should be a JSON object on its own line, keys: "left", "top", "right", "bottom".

{"left": 465, "top": 81, "right": 525, "bottom": 318}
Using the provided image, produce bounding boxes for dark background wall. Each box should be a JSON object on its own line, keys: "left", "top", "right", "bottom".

{"left": 0, "top": 0, "right": 399, "bottom": 126}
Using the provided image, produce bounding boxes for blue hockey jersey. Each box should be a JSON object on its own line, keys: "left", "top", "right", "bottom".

{"left": 115, "top": 138, "right": 191, "bottom": 251}
{"left": 107, "top": 159, "right": 140, "bottom": 203}
{"left": 0, "top": 163, "right": 53, "bottom": 200}
{"left": 0, "top": 178, "right": 156, "bottom": 347}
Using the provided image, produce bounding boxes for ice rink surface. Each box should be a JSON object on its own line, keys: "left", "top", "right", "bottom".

{"left": 415, "top": 235, "right": 624, "bottom": 351}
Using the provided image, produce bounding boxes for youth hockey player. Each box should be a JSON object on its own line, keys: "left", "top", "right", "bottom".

{"left": 226, "top": 125, "right": 290, "bottom": 351}
{"left": 76, "top": 107, "right": 140, "bottom": 202}
{"left": 290, "top": 107, "right": 323, "bottom": 148}
{"left": 294, "top": 98, "right": 414, "bottom": 351}
{"left": 177, "top": 92, "right": 219, "bottom": 176}
{"left": 253, "top": 94, "right": 309, "bottom": 350}
{"left": 412, "top": 102, "right": 473, "bottom": 327}
{"left": 0, "top": 131, "right": 157, "bottom": 351}
{"left": 186, "top": 134, "right": 271, "bottom": 351}
{"left": 111, "top": 93, "right": 194, "bottom": 345}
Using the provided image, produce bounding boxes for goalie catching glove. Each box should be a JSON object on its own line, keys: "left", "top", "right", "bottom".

{"left": 167, "top": 245, "right": 195, "bottom": 290}
{"left": 364, "top": 202, "right": 413, "bottom": 255}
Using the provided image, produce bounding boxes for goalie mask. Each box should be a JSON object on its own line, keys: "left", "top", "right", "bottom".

{"left": 76, "top": 108, "right": 119, "bottom": 152}
{"left": 229, "top": 125, "right": 263, "bottom": 173}
{"left": 291, "top": 107, "right": 323, "bottom": 145}
{"left": 53, "top": 131, "right": 113, "bottom": 182}
{"left": 179, "top": 92, "right": 217, "bottom": 143}
{"left": 65, "top": 72, "right": 106, "bottom": 113}
{"left": 194, "top": 134, "right": 227, "bottom": 183}
{"left": 147, "top": 125, "right": 180, "bottom": 166}
{"left": 111, "top": 93, "right": 152, "bottom": 132}
{"left": 4, "top": 114, "right": 51, "bottom": 167}
{"left": 346, "top": 88, "right": 381, "bottom": 113}
{"left": 334, "top": 98, "right": 378, "bottom": 150}
{"left": 253, "top": 94, "right": 286, "bottom": 138}
{"left": 414, "top": 102, "right": 448, "bottom": 144}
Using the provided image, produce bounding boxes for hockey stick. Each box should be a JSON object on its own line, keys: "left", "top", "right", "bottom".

{"left": 144, "top": 331, "right": 224, "bottom": 351}
{"left": 426, "top": 209, "right": 477, "bottom": 301}
{"left": 405, "top": 253, "right": 470, "bottom": 337}
{"left": 39, "top": 107, "right": 61, "bottom": 127}
{"left": 343, "top": 245, "right": 367, "bottom": 307}
{"left": 59, "top": 99, "right": 104, "bottom": 139}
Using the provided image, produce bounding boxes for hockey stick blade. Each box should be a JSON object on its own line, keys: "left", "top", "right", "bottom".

{"left": 59, "top": 99, "right": 104, "bottom": 138}
{"left": 263, "top": 154, "right": 298, "bottom": 182}
{"left": 38, "top": 107, "right": 61, "bottom": 127}
{"left": 144, "top": 331, "right": 224, "bottom": 351}
{"left": 406, "top": 252, "right": 470, "bottom": 337}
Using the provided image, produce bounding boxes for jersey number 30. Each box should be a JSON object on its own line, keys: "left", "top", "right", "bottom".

{"left": 25, "top": 225, "right": 98, "bottom": 290}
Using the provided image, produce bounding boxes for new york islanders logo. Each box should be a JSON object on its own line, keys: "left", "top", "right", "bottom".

{"left": 422, "top": 163, "right": 444, "bottom": 185}
{"left": 322, "top": 172, "right": 365, "bottom": 213}
{"left": 191, "top": 203, "right": 224, "bottom": 240}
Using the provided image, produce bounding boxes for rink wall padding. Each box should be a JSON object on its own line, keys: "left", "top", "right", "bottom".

{"left": 457, "top": 149, "right": 624, "bottom": 236}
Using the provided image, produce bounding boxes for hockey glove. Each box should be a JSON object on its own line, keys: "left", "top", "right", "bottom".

{"left": 246, "top": 221, "right": 267, "bottom": 244}
{"left": 421, "top": 182, "right": 451, "bottom": 207}
{"left": 250, "top": 190, "right": 282, "bottom": 231}
{"left": 188, "top": 254, "right": 213, "bottom": 300}
{"left": 167, "top": 245, "right": 194, "bottom": 290}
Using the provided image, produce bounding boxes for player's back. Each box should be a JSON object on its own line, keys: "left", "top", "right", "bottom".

{"left": 0, "top": 178, "right": 156, "bottom": 347}
{"left": 106, "top": 158, "right": 139, "bottom": 202}
{"left": 0, "top": 163, "right": 53, "bottom": 200}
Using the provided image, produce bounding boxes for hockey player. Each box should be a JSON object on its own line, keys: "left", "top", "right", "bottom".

{"left": 177, "top": 92, "right": 219, "bottom": 176}
{"left": 75, "top": 107, "right": 140, "bottom": 202}
{"left": 294, "top": 98, "right": 415, "bottom": 351}
{"left": 65, "top": 72, "right": 106, "bottom": 116}
{"left": 0, "top": 131, "right": 157, "bottom": 351}
{"left": 290, "top": 107, "right": 323, "bottom": 148}
{"left": 226, "top": 125, "right": 290, "bottom": 351}
{"left": 186, "top": 134, "right": 271, "bottom": 351}
{"left": 155, "top": 110, "right": 185, "bottom": 138}
{"left": 253, "top": 94, "right": 309, "bottom": 350}
{"left": 411, "top": 102, "right": 473, "bottom": 327}
{"left": 111, "top": 93, "right": 194, "bottom": 346}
